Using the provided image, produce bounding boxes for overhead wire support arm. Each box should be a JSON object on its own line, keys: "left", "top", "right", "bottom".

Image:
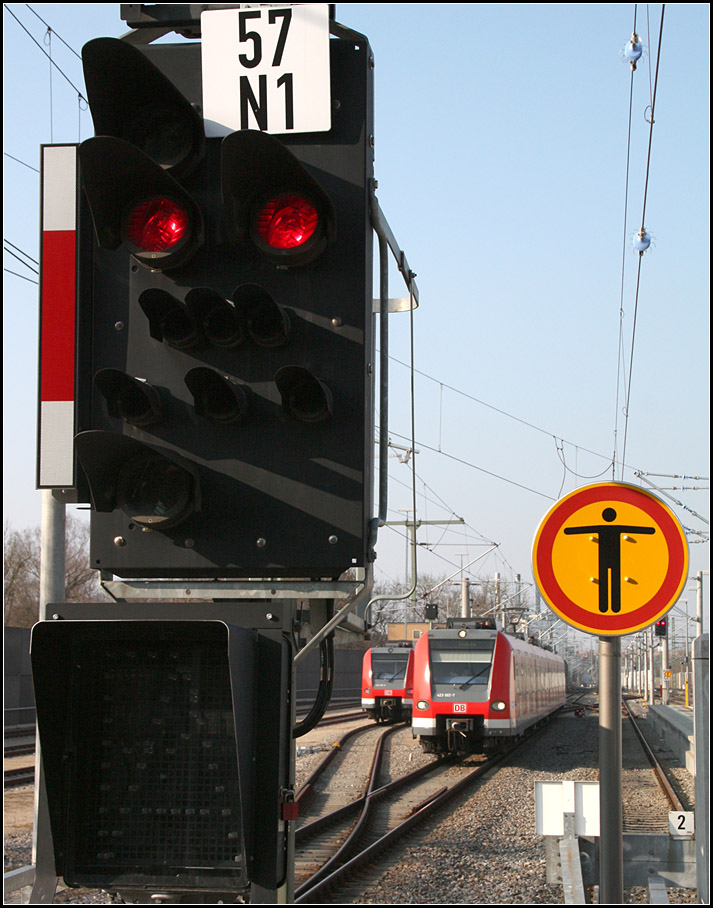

{"left": 370, "top": 189, "right": 419, "bottom": 306}
{"left": 297, "top": 194, "right": 421, "bottom": 665}
{"left": 635, "top": 471, "right": 709, "bottom": 526}
{"left": 368, "top": 185, "right": 419, "bottom": 555}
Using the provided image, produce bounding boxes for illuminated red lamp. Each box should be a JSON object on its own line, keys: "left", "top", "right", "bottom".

{"left": 126, "top": 197, "right": 190, "bottom": 252}
{"left": 251, "top": 191, "right": 326, "bottom": 266}
{"left": 255, "top": 193, "right": 319, "bottom": 250}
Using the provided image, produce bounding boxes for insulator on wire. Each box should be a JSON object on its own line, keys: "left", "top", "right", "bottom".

{"left": 624, "top": 33, "right": 643, "bottom": 70}
{"left": 633, "top": 228, "right": 652, "bottom": 253}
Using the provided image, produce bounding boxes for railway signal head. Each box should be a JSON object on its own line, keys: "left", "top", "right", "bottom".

{"left": 71, "top": 30, "right": 374, "bottom": 579}
{"left": 654, "top": 617, "right": 668, "bottom": 637}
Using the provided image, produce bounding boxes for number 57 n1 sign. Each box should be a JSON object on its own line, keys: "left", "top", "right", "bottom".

{"left": 201, "top": 4, "right": 331, "bottom": 136}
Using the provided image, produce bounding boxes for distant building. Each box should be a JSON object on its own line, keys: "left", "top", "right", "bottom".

{"left": 387, "top": 623, "right": 429, "bottom": 643}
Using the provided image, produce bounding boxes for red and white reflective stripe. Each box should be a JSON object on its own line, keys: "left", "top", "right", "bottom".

{"left": 38, "top": 145, "right": 77, "bottom": 487}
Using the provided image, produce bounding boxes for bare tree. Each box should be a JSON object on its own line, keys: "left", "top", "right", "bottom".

{"left": 367, "top": 572, "right": 465, "bottom": 643}
{"left": 4, "top": 517, "right": 108, "bottom": 627}
{"left": 366, "top": 571, "right": 529, "bottom": 644}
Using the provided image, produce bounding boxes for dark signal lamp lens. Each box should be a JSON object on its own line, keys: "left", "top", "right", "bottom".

{"left": 117, "top": 453, "right": 194, "bottom": 529}
{"left": 123, "top": 104, "right": 196, "bottom": 172}
{"left": 126, "top": 197, "right": 190, "bottom": 252}
{"left": 256, "top": 193, "right": 319, "bottom": 249}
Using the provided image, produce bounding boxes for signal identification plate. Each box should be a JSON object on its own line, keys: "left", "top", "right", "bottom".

{"left": 201, "top": 4, "right": 331, "bottom": 136}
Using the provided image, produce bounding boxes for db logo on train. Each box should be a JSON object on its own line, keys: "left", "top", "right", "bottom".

{"left": 453, "top": 703, "right": 467, "bottom": 713}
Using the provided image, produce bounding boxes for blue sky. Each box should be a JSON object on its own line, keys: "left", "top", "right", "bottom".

{"left": 3, "top": 3, "right": 709, "bottom": 631}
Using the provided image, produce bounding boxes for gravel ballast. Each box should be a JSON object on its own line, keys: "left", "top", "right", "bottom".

{"left": 4, "top": 709, "right": 698, "bottom": 904}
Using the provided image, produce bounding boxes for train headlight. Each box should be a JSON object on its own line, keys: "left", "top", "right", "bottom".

{"left": 364, "top": 688, "right": 371, "bottom": 695}
{"left": 490, "top": 700, "right": 507, "bottom": 711}
{"left": 416, "top": 700, "right": 430, "bottom": 710}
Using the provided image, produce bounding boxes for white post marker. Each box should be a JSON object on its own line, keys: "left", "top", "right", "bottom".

{"left": 535, "top": 780, "right": 600, "bottom": 837}
{"left": 38, "top": 144, "right": 78, "bottom": 488}
{"left": 201, "top": 4, "right": 331, "bottom": 137}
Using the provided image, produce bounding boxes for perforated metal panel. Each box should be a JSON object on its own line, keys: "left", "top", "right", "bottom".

{"left": 71, "top": 642, "right": 241, "bottom": 876}
{"left": 32, "top": 620, "right": 256, "bottom": 892}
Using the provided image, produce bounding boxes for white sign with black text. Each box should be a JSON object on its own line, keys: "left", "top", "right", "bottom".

{"left": 201, "top": 4, "right": 331, "bottom": 137}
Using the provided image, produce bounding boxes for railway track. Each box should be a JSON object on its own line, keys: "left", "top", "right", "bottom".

{"left": 4, "top": 766, "right": 35, "bottom": 789}
{"left": 291, "top": 701, "right": 693, "bottom": 903}
{"left": 4, "top": 743, "right": 35, "bottom": 758}
{"left": 4, "top": 710, "right": 364, "bottom": 788}
{"left": 4, "top": 704, "right": 695, "bottom": 902}
{"left": 621, "top": 699, "right": 686, "bottom": 834}
{"left": 293, "top": 721, "right": 537, "bottom": 903}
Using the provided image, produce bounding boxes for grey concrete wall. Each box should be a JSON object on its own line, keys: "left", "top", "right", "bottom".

{"left": 4, "top": 628, "right": 363, "bottom": 727}
{"left": 647, "top": 703, "right": 695, "bottom": 775}
{"left": 296, "top": 647, "right": 363, "bottom": 702}
{"left": 4, "top": 626, "right": 35, "bottom": 726}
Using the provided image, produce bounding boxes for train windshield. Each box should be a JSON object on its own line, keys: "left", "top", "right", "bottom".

{"left": 372, "top": 652, "right": 410, "bottom": 687}
{"left": 429, "top": 638, "right": 495, "bottom": 688}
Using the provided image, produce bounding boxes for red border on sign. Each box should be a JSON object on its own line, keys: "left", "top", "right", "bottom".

{"left": 534, "top": 484, "right": 687, "bottom": 632}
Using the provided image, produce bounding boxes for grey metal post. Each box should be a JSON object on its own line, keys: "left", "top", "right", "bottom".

{"left": 598, "top": 636, "right": 623, "bottom": 904}
{"left": 627, "top": 645, "right": 634, "bottom": 691}
{"left": 461, "top": 576, "right": 470, "bottom": 619}
{"left": 684, "top": 603, "right": 692, "bottom": 706}
{"left": 648, "top": 626, "right": 656, "bottom": 704}
{"left": 693, "top": 634, "right": 709, "bottom": 904}
{"left": 39, "top": 489, "right": 66, "bottom": 614}
{"left": 31, "top": 490, "right": 66, "bottom": 903}
{"left": 695, "top": 571, "right": 707, "bottom": 638}
{"left": 662, "top": 632, "right": 669, "bottom": 705}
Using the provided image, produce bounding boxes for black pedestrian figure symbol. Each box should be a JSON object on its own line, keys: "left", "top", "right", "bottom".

{"left": 564, "top": 508, "right": 655, "bottom": 613}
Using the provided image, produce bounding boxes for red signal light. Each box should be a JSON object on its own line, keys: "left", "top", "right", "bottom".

{"left": 126, "top": 197, "right": 190, "bottom": 253}
{"left": 255, "top": 193, "right": 319, "bottom": 250}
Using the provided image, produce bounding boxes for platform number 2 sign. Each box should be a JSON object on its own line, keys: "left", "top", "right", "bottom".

{"left": 669, "top": 811, "right": 694, "bottom": 836}
{"left": 201, "top": 4, "right": 332, "bottom": 137}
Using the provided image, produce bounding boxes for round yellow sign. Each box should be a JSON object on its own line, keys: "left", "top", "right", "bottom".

{"left": 532, "top": 482, "right": 688, "bottom": 636}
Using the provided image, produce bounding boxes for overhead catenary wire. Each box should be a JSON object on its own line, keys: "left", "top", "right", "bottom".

{"left": 25, "top": 3, "right": 83, "bottom": 60}
{"left": 4, "top": 5, "right": 86, "bottom": 100}
{"left": 3, "top": 238, "right": 39, "bottom": 283}
{"left": 388, "top": 353, "right": 621, "bottom": 473}
{"left": 620, "top": 4, "right": 666, "bottom": 477}
{"left": 3, "top": 151, "right": 40, "bottom": 173}
{"left": 613, "top": 5, "right": 640, "bottom": 477}
{"left": 4, "top": 239, "right": 38, "bottom": 272}
{"left": 389, "top": 429, "right": 556, "bottom": 501}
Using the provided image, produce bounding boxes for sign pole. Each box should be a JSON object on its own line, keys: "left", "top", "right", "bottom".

{"left": 533, "top": 481, "right": 690, "bottom": 904}
{"left": 598, "top": 635, "right": 623, "bottom": 903}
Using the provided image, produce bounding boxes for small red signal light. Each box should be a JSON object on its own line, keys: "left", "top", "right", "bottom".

{"left": 126, "top": 197, "right": 190, "bottom": 252}
{"left": 256, "top": 193, "right": 319, "bottom": 250}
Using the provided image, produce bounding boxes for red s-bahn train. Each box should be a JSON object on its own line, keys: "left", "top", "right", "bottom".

{"left": 361, "top": 644, "right": 414, "bottom": 723}
{"left": 411, "top": 618, "right": 566, "bottom": 754}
